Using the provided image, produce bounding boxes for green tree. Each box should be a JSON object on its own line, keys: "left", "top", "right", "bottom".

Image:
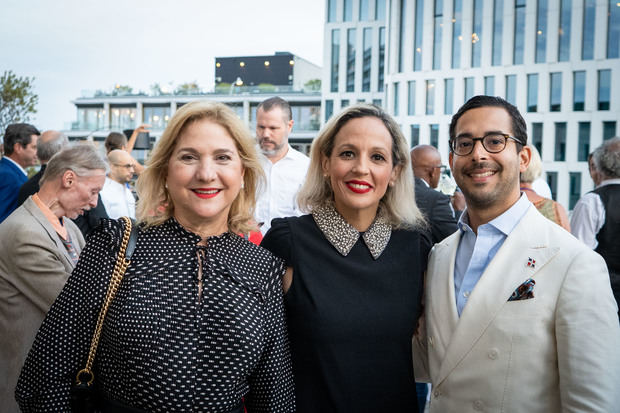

{"left": 175, "top": 81, "right": 201, "bottom": 95}
{"left": 304, "top": 78, "right": 321, "bottom": 91}
{"left": 0, "top": 70, "right": 38, "bottom": 136}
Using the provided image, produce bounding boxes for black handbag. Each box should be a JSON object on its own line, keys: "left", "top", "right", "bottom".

{"left": 71, "top": 217, "right": 138, "bottom": 413}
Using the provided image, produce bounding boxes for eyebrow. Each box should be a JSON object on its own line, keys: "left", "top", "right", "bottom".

{"left": 455, "top": 130, "right": 506, "bottom": 139}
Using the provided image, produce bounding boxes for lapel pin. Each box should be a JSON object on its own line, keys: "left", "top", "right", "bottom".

{"left": 527, "top": 257, "right": 536, "bottom": 268}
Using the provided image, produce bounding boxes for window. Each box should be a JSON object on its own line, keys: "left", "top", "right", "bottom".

{"left": 362, "top": 28, "right": 372, "bottom": 92}
{"left": 430, "top": 124, "right": 439, "bottom": 148}
{"left": 569, "top": 172, "right": 581, "bottom": 210}
{"left": 408, "top": 80, "right": 416, "bottom": 115}
{"left": 398, "top": 0, "right": 406, "bottom": 72}
{"left": 472, "top": 0, "right": 483, "bottom": 67}
{"left": 393, "top": 82, "right": 400, "bottom": 116}
{"left": 291, "top": 105, "right": 320, "bottom": 131}
{"left": 532, "top": 122, "right": 543, "bottom": 155}
{"left": 110, "top": 106, "right": 136, "bottom": 130}
{"left": 372, "top": 99, "right": 382, "bottom": 107}
{"left": 582, "top": 0, "right": 596, "bottom": 60}
{"left": 445, "top": 78, "right": 454, "bottom": 115}
{"left": 578, "top": 122, "right": 591, "bottom": 162}
{"left": 609, "top": 0, "right": 620, "bottom": 58}
{"left": 76, "top": 106, "right": 104, "bottom": 130}
{"left": 325, "top": 100, "right": 334, "bottom": 122}
{"left": 143, "top": 106, "right": 171, "bottom": 129}
{"left": 558, "top": 0, "right": 571, "bottom": 61}
{"left": 433, "top": 0, "right": 443, "bottom": 70}
{"left": 603, "top": 121, "right": 617, "bottom": 140}
{"left": 426, "top": 80, "right": 436, "bottom": 115}
{"left": 492, "top": 0, "right": 503, "bottom": 66}
{"left": 535, "top": 0, "right": 548, "bottom": 63}
{"left": 341, "top": 99, "right": 350, "bottom": 108}
{"left": 573, "top": 71, "right": 585, "bottom": 111}
{"left": 452, "top": 0, "right": 463, "bottom": 68}
{"left": 598, "top": 69, "right": 611, "bottom": 110}
{"left": 554, "top": 122, "right": 567, "bottom": 161}
{"left": 344, "top": 0, "right": 353, "bottom": 21}
{"left": 411, "top": 124, "right": 420, "bottom": 147}
{"left": 360, "top": 0, "right": 370, "bottom": 20}
{"left": 347, "top": 29, "right": 356, "bottom": 92}
{"left": 547, "top": 171, "right": 558, "bottom": 200}
{"left": 378, "top": 27, "right": 385, "bottom": 91}
{"left": 414, "top": 0, "right": 424, "bottom": 71}
{"left": 484, "top": 76, "right": 495, "bottom": 95}
{"left": 505, "top": 75, "right": 516, "bottom": 105}
{"left": 550, "top": 72, "right": 562, "bottom": 112}
{"left": 328, "top": 0, "right": 338, "bottom": 22}
{"left": 464, "top": 77, "right": 474, "bottom": 102}
{"left": 527, "top": 74, "right": 538, "bottom": 112}
{"left": 331, "top": 29, "right": 340, "bottom": 92}
{"left": 375, "top": 0, "right": 386, "bottom": 20}
{"left": 514, "top": 0, "right": 526, "bottom": 65}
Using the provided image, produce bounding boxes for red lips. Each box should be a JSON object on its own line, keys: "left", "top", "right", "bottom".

{"left": 346, "top": 180, "right": 372, "bottom": 194}
{"left": 192, "top": 188, "right": 220, "bottom": 199}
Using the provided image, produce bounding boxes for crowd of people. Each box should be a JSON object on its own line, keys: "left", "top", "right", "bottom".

{"left": 0, "top": 95, "right": 618, "bottom": 413}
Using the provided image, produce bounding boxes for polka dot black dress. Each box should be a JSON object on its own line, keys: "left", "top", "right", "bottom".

{"left": 16, "top": 218, "right": 295, "bottom": 412}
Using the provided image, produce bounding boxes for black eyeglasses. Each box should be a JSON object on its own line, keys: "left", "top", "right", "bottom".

{"left": 450, "top": 133, "right": 521, "bottom": 156}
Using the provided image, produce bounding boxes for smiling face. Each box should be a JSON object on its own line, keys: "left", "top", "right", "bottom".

{"left": 449, "top": 106, "right": 530, "bottom": 217}
{"left": 166, "top": 118, "right": 244, "bottom": 236}
{"left": 322, "top": 116, "right": 399, "bottom": 227}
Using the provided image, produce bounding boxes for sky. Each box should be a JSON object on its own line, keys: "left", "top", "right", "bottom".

{"left": 0, "top": 0, "right": 325, "bottom": 130}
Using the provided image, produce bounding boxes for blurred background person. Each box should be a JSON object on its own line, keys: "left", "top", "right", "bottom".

{"left": 103, "top": 123, "right": 149, "bottom": 175}
{"left": 262, "top": 104, "right": 429, "bottom": 412}
{"left": 17, "top": 130, "right": 68, "bottom": 206}
{"left": 0, "top": 145, "right": 106, "bottom": 413}
{"left": 571, "top": 137, "right": 620, "bottom": 318}
{"left": 99, "top": 149, "right": 136, "bottom": 219}
{"left": 520, "top": 145, "right": 570, "bottom": 231}
{"left": 0, "top": 123, "right": 40, "bottom": 223}
{"left": 17, "top": 102, "right": 294, "bottom": 412}
{"left": 410, "top": 144, "right": 457, "bottom": 244}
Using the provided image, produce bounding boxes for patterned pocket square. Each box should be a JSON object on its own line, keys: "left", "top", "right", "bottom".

{"left": 508, "top": 278, "right": 536, "bottom": 301}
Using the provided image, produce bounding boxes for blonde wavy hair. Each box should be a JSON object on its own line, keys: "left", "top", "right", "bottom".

{"left": 136, "top": 101, "right": 264, "bottom": 234}
{"left": 298, "top": 103, "right": 425, "bottom": 229}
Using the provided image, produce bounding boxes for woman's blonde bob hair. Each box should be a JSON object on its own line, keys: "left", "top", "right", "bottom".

{"left": 298, "top": 103, "right": 425, "bottom": 229}
{"left": 136, "top": 101, "right": 264, "bottom": 234}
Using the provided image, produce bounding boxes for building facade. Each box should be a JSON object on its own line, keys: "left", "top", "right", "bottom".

{"left": 325, "top": 0, "right": 620, "bottom": 209}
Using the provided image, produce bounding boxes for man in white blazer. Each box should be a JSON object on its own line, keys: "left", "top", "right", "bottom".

{"left": 414, "top": 96, "right": 620, "bottom": 412}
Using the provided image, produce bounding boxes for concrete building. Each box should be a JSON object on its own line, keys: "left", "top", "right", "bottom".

{"left": 324, "top": 0, "right": 620, "bottom": 209}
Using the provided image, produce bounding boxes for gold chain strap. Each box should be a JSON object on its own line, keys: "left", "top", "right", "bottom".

{"left": 75, "top": 216, "right": 132, "bottom": 385}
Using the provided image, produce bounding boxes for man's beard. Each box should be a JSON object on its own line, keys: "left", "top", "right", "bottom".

{"left": 259, "top": 139, "right": 286, "bottom": 158}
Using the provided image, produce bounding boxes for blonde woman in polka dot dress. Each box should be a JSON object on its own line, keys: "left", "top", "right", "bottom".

{"left": 16, "top": 102, "right": 295, "bottom": 413}
{"left": 262, "top": 104, "right": 429, "bottom": 412}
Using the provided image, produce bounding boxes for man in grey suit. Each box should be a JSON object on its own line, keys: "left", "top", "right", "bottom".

{"left": 0, "top": 144, "right": 107, "bottom": 412}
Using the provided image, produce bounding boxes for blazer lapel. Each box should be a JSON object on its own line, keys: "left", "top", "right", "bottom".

{"left": 435, "top": 207, "right": 559, "bottom": 386}
{"left": 23, "top": 198, "right": 75, "bottom": 269}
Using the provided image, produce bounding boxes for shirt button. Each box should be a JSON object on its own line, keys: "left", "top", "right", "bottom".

{"left": 488, "top": 348, "right": 499, "bottom": 360}
{"left": 463, "top": 291, "right": 470, "bottom": 298}
{"left": 473, "top": 400, "right": 484, "bottom": 411}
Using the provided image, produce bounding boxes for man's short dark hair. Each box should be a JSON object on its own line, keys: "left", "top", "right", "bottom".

{"left": 104, "top": 132, "right": 128, "bottom": 153}
{"left": 449, "top": 95, "right": 527, "bottom": 152}
{"left": 257, "top": 96, "right": 292, "bottom": 122}
{"left": 2, "top": 123, "right": 40, "bottom": 156}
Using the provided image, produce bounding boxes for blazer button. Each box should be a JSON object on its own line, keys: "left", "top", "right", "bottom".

{"left": 473, "top": 400, "right": 484, "bottom": 411}
{"left": 433, "top": 389, "right": 441, "bottom": 398}
{"left": 488, "top": 348, "right": 499, "bottom": 360}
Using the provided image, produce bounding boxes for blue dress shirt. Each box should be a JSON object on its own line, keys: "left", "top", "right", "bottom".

{"left": 454, "top": 193, "right": 531, "bottom": 316}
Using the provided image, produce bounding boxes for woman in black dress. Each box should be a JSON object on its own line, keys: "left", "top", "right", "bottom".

{"left": 261, "top": 103, "right": 429, "bottom": 412}
{"left": 16, "top": 102, "right": 294, "bottom": 412}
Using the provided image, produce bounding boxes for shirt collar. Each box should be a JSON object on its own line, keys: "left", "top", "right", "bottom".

{"left": 31, "top": 193, "right": 67, "bottom": 239}
{"left": 3, "top": 156, "right": 27, "bottom": 176}
{"left": 458, "top": 192, "right": 531, "bottom": 236}
{"left": 598, "top": 178, "right": 620, "bottom": 188}
{"left": 312, "top": 204, "right": 392, "bottom": 260}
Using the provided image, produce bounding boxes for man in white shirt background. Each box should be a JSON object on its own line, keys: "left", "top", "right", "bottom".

{"left": 99, "top": 149, "right": 136, "bottom": 219}
{"left": 255, "top": 96, "right": 309, "bottom": 234}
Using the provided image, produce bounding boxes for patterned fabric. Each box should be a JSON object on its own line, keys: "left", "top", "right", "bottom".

{"left": 533, "top": 198, "right": 561, "bottom": 226}
{"left": 59, "top": 230, "right": 79, "bottom": 266}
{"left": 16, "top": 218, "right": 294, "bottom": 413}
{"left": 508, "top": 278, "right": 536, "bottom": 301}
{"left": 311, "top": 204, "right": 391, "bottom": 259}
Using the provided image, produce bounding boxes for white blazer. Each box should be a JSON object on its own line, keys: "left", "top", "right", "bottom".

{"left": 414, "top": 207, "right": 620, "bottom": 413}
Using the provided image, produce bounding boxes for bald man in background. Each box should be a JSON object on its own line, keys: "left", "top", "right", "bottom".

{"left": 17, "top": 130, "right": 68, "bottom": 206}
{"left": 99, "top": 149, "right": 136, "bottom": 219}
{"left": 411, "top": 145, "right": 457, "bottom": 244}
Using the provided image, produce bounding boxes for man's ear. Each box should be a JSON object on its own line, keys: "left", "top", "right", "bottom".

{"left": 62, "top": 170, "right": 77, "bottom": 188}
{"left": 449, "top": 151, "right": 454, "bottom": 169}
{"left": 519, "top": 145, "right": 532, "bottom": 173}
{"left": 287, "top": 119, "right": 294, "bottom": 134}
